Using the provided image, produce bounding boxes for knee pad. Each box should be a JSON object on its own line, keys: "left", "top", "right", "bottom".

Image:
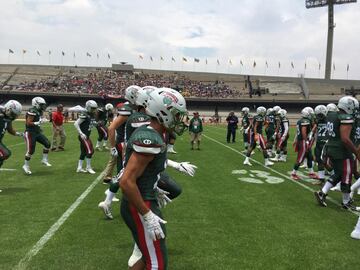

{"left": 341, "top": 182, "right": 351, "bottom": 193}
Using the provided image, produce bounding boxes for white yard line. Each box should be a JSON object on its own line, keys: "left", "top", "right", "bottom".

{"left": 14, "top": 170, "right": 106, "bottom": 270}
{"left": 0, "top": 168, "right": 17, "bottom": 171}
{"left": 203, "top": 133, "right": 360, "bottom": 217}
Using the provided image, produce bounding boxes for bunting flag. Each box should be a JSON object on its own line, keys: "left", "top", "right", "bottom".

{"left": 240, "top": 60, "right": 243, "bottom": 66}
{"left": 150, "top": 56, "right": 153, "bottom": 61}
{"left": 253, "top": 61, "right": 256, "bottom": 68}
{"left": 171, "top": 57, "right": 175, "bottom": 62}
{"left": 37, "top": 50, "right": 41, "bottom": 56}
{"left": 49, "top": 50, "right": 51, "bottom": 55}
{"left": 86, "top": 52, "right": 91, "bottom": 57}
{"left": 194, "top": 58, "right": 200, "bottom": 63}
{"left": 160, "top": 56, "right": 164, "bottom": 61}
{"left": 333, "top": 63, "right": 335, "bottom": 71}
{"left": 73, "top": 52, "right": 76, "bottom": 58}
{"left": 265, "top": 61, "right": 268, "bottom": 68}
{"left": 347, "top": 64, "right": 350, "bottom": 71}
{"left": 217, "top": 59, "right": 220, "bottom": 65}
{"left": 278, "top": 62, "right": 281, "bottom": 68}
{"left": 9, "top": 49, "right": 14, "bottom": 54}
{"left": 291, "top": 62, "right": 294, "bottom": 69}
{"left": 139, "top": 55, "right": 143, "bottom": 60}
{"left": 108, "top": 53, "right": 111, "bottom": 59}
{"left": 62, "top": 51, "right": 65, "bottom": 56}
{"left": 304, "top": 62, "right": 307, "bottom": 70}
{"left": 22, "top": 49, "right": 27, "bottom": 54}
{"left": 205, "top": 59, "right": 208, "bottom": 65}
{"left": 182, "top": 57, "right": 187, "bottom": 62}
{"left": 318, "top": 63, "right": 321, "bottom": 70}
{"left": 97, "top": 53, "right": 99, "bottom": 59}
{"left": 229, "top": 59, "right": 232, "bottom": 65}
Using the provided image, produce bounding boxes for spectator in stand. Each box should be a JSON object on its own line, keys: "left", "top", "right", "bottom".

{"left": 51, "top": 104, "right": 66, "bottom": 151}
{"left": 189, "top": 112, "right": 203, "bottom": 150}
{"left": 226, "top": 111, "right": 238, "bottom": 143}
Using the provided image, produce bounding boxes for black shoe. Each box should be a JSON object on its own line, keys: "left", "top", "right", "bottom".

{"left": 314, "top": 191, "right": 327, "bottom": 207}
{"left": 342, "top": 201, "right": 357, "bottom": 211}
{"left": 102, "top": 178, "right": 112, "bottom": 184}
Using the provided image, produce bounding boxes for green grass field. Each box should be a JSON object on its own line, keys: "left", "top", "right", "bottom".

{"left": 1, "top": 122, "right": 359, "bottom": 270}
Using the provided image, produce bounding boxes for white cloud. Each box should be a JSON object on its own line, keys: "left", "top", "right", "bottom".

{"left": 0, "top": 0, "right": 359, "bottom": 79}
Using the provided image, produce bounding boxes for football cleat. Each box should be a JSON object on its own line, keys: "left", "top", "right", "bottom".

{"left": 243, "top": 159, "right": 252, "bottom": 166}
{"left": 314, "top": 191, "right": 327, "bottom": 207}
{"left": 112, "top": 196, "right": 120, "bottom": 202}
{"left": 167, "top": 148, "right": 177, "bottom": 154}
{"left": 103, "top": 177, "right": 112, "bottom": 185}
{"left": 95, "top": 146, "right": 103, "bottom": 151}
{"left": 86, "top": 167, "right": 96, "bottom": 174}
{"left": 270, "top": 157, "right": 279, "bottom": 162}
{"left": 76, "top": 167, "right": 86, "bottom": 173}
{"left": 341, "top": 201, "right": 357, "bottom": 211}
{"left": 279, "top": 156, "right": 287, "bottom": 162}
{"left": 299, "top": 164, "right": 307, "bottom": 169}
{"left": 350, "top": 230, "right": 360, "bottom": 240}
{"left": 291, "top": 173, "right": 301, "bottom": 180}
{"left": 265, "top": 160, "right": 274, "bottom": 166}
{"left": 308, "top": 172, "right": 319, "bottom": 179}
{"left": 98, "top": 201, "right": 113, "bottom": 219}
{"left": 128, "top": 243, "right": 143, "bottom": 267}
{"left": 41, "top": 160, "right": 52, "bottom": 167}
{"left": 22, "top": 165, "right": 32, "bottom": 175}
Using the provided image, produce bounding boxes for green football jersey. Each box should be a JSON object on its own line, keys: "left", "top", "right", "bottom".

{"left": 189, "top": 117, "right": 203, "bottom": 133}
{"left": 296, "top": 117, "right": 311, "bottom": 141}
{"left": 351, "top": 116, "right": 360, "bottom": 146}
{"left": 97, "top": 108, "right": 108, "bottom": 126}
{"left": 241, "top": 114, "right": 251, "bottom": 129}
{"left": 124, "top": 125, "right": 167, "bottom": 201}
{"left": 115, "top": 103, "right": 133, "bottom": 144}
{"left": 125, "top": 111, "right": 151, "bottom": 143}
{"left": 79, "top": 112, "right": 96, "bottom": 137}
{"left": 327, "top": 111, "right": 354, "bottom": 159}
{"left": 279, "top": 116, "right": 289, "bottom": 135}
{"left": 265, "top": 113, "right": 276, "bottom": 133}
{"left": 25, "top": 107, "right": 42, "bottom": 133}
{"left": 252, "top": 114, "right": 264, "bottom": 134}
{"left": 316, "top": 118, "right": 328, "bottom": 144}
{"left": 0, "top": 108, "right": 12, "bottom": 142}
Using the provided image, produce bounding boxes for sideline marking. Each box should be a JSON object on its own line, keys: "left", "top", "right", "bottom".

{"left": 203, "top": 133, "right": 360, "bottom": 217}
{"left": 0, "top": 168, "right": 17, "bottom": 171}
{"left": 14, "top": 170, "right": 106, "bottom": 270}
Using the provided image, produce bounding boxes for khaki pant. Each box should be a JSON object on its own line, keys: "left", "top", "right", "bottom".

{"left": 103, "top": 155, "right": 117, "bottom": 179}
{"left": 190, "top": 132, "right": 202, "bottom": 143}
{"left": 52, "top": 125, "right": 66, "bottom": 148}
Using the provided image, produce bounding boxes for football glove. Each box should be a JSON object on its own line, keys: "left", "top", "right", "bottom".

{"left": 155, "top": 187, "right": 172, "bottom": 208}
{"left": 244, "top": 127, "right": 250, "bottom": 134}
{"left": 308, "top": 131, "right": 313, "bottom": 141}
{"left": 167, "top": 160, "right": 198, "bottom": 177}
{"left": 142, "top": 210, "right": 167, "bottom": 241}
{"left": 110, "top": 147, "right": 118, "bottom": 157}
{"left": 80, "top": 133, "right": 87, "bottom": 140}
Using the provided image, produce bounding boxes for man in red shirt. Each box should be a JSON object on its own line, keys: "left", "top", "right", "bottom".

{"left": 51, "top": 104, "right": 66, "bottom": 151}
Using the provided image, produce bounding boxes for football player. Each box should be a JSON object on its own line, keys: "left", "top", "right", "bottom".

{"left": 291, "top": 107, "right": 317, "bottom": 180}
{"left": 313, "top": 105, "right": 328, "bottom": 184}
{"left": 265, "top": 108, "right": 276, "bottom": 157}
{"left": 95, "top": 104, "right": 112, "bottom": 151}
{"left": 74, "top": 100, "right": 98, "bottom": 174}
{"left": 350, "top": 108, "right": 360, "bottom": 199}
{"left": 240, "top": 107, "right": 251, "bottom": 153}
{"left": 271, "top": 109, "right": 289, "bottom": 162}
{"left": 314, "top": 96, "right": 360, "bottom": 209}
{"left": 23, "top": 97, "right": 51, "bottom": 175}
{"left": 119, "top": 88, "right": 188, "bottom": 270}
{"left": 0, "top": 100, "right": 23, "bottom": 189}
{"left": 244, "top": 106, "right": 273, "bottom": 166}
{"left": 166, "top": 132, "right": 177, "bottom": 154}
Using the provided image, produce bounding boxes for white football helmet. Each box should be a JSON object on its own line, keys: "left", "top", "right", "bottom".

{"left": 337, "top": 96, "right": 359, "bottom": 115}
{"left": 136, "top": 86, "right": 157, "bottom": 107}
{"left": 326, "top": 103, "right": 338, "bottom": 112}
{"left": 32, "top": 97, "right": 47, "bottom": 111}
{"left": 85, "top": 100, "right": 98, "bottom": 114}
{"left": 4, "top": 100, "right": 22, "bottom": 120}
{"left": 314, "top": 105, "right": 328, "bottom": 118}
{"left": 125, "top": 85, "right": 142, "bottom": 104}
{"left": 146, "top": 88, "right": 187, "bottom": 135}
{"left": 279, "top": 109, "right": 287, "bottom": 118}
{"left": 273, "top": 106, "right": 281, "bottom": 114}
{"left": 301, "top": 108, "right": 311, "bottom": 119}
{"left": 105, "top": 103, "right": 114, "bottom": 111}
{"left": 266, "top": 108, "right": 274, "bottom": 115}
{"left": 256, "top": 106, "right": 266, "bottom": 116}
{"left": 241, "top": 107, "right": 250, "bottom": 115}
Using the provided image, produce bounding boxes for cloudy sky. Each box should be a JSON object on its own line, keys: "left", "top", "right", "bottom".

{"left": 1, "top": 0, "right": 359, "bottom": 79}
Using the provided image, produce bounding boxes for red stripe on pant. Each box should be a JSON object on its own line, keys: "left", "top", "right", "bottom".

{"left": 342, "top": 159, "right": 352, "bottom": 185}
{"left": 0, "top": 148, "right": 4, "bottom": 157}
{"left": 296, "top": 140, "right": 306, "bottom": 163}
{"left": 258, "top": 135, "right": 266, "bottom": 150}
{"left": 82, "top": 138, "right": 93, "bottom": 155}
{"left": 25, "top": 131, "right": 32, "bottom": 156}
{"left": 129, "top": 201, "right": 164, "bottom": 270}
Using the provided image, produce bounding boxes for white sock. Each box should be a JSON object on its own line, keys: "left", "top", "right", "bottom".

{"left": 103, "top": 140, "right": 107, "bottom": 147}
{"left": 322, "top": 181, "right": 334, "bottom": 195}
{"left": 355, "top": 217, "right": 360, "bottom": 231}
{"left": 25, "top": 160, "right": 30, "bottom": 166}
{"left": 96, "top": 141, "right": 101, "bottom": 147}
{"left": 351, "top": 178, "right": 360, "bottom": 192}
{"left": 86, "top": 158, "right": 91, "bottom": 168}
{"left": 303, "top": 158, "right": 307, "bottom": 165}
{"left": 309, "top": 167, "right": 314, "bottom": 173}
{"left": 78, "top": 160, "right": 83, "bottom": 168}
{"left": 342, "top": 193, "right": 351, "bottom": 204}
{"left": 292, "top": 169, "right": 297, "bottom": 174}
{"left": 275, "top": 154, "right": 279, "bottom": 159}
{"left": 245, "top": 157, "right": 249, "bottom": 162}
{"left": 318, "top": 170, "right": 325, "bottom": 179}
{"left": 105, "top": 189, "right": 115, "bottom": 205}
{"left": 42, "top": 153, "right": 48, "bottom": 161}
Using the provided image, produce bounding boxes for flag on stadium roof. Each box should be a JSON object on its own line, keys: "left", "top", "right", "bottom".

{"left": 8, "top": 49, "right": 14, "bottom": 54}
{"left": 229, "top": 59, "right": 232, "bottom": 65}
{"left": 182, "top": 57, "right": 187, "bottom": 62}
{"left": 36, "top": 50, "right": 41, "bottom": 56}
{"left": 304, "top": 62, "right": 307, "bottom": 69}
{"left": 86, "top": 52, "right": 91, "bottom": 57}
{"left": 347, "top": 64, "right": 350, "bottom": 71}
{"left": 333, "top": 63, "right": 335, "bottom": 71}
{"left": 171, "top": 57, "right": 175, "bottom": 62}
{"left": 108, "top": 53, "right": 110, "bottom": 59}
{"left": 253, "top": 61, "right": 256, "bottom": 68}
{"left": 278, "top": 61, "right": 281, "bottom": 68}
{"left": 265, "top": 61, "right": 268, "bottom": 68}
{"left": 217, "top": 59, "right": 220, "bottom": 65}
{"left": 139, "top": 55, "right": 143, "bottom": 60}
{"left": 49, "top": 50, "right": 51, "bottom": 55}
{"left": 22, "top": 49, "right": 27, "bottom": 54}
{"left": 291, "top": 62, "right": 294, "bottom": 69}
{"left": 97, "top": 53, "right": 99, "bottom": 59}
{"left": 62, "top": 51, "right": 65, "bottom": 56}
{"left": 194, "top": 58, "right": 200, "bottom": 63}
{"left": 240, "top": 60, "right": 243, "bottom": 66}
{"left": 150, "top": 56, "right": 153, "bottom": 61}
{"left": 73, "top": 52, "right": 76, "bottom": 58}
{"left": 160, "top": 56, "right": 164, "bottom": 61}
{"left": 205, "top": 59, "right": 208, "bottom": 65}
{"left": 318, "top": 63, "right": 321, "bottom": 70}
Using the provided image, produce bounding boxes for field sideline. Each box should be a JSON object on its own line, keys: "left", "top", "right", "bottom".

{"left": 1, "top": 122, "right": 359, "bottom": 270}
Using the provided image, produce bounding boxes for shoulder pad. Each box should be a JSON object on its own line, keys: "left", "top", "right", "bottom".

{"left": 79, "top": 113, "right": 88, "bottom": 119}
{"left": 339, "top": 113, "right": 354, "bottom": 124}
{"left": 131, "top": 127, "right": 165, "bottom": 154}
